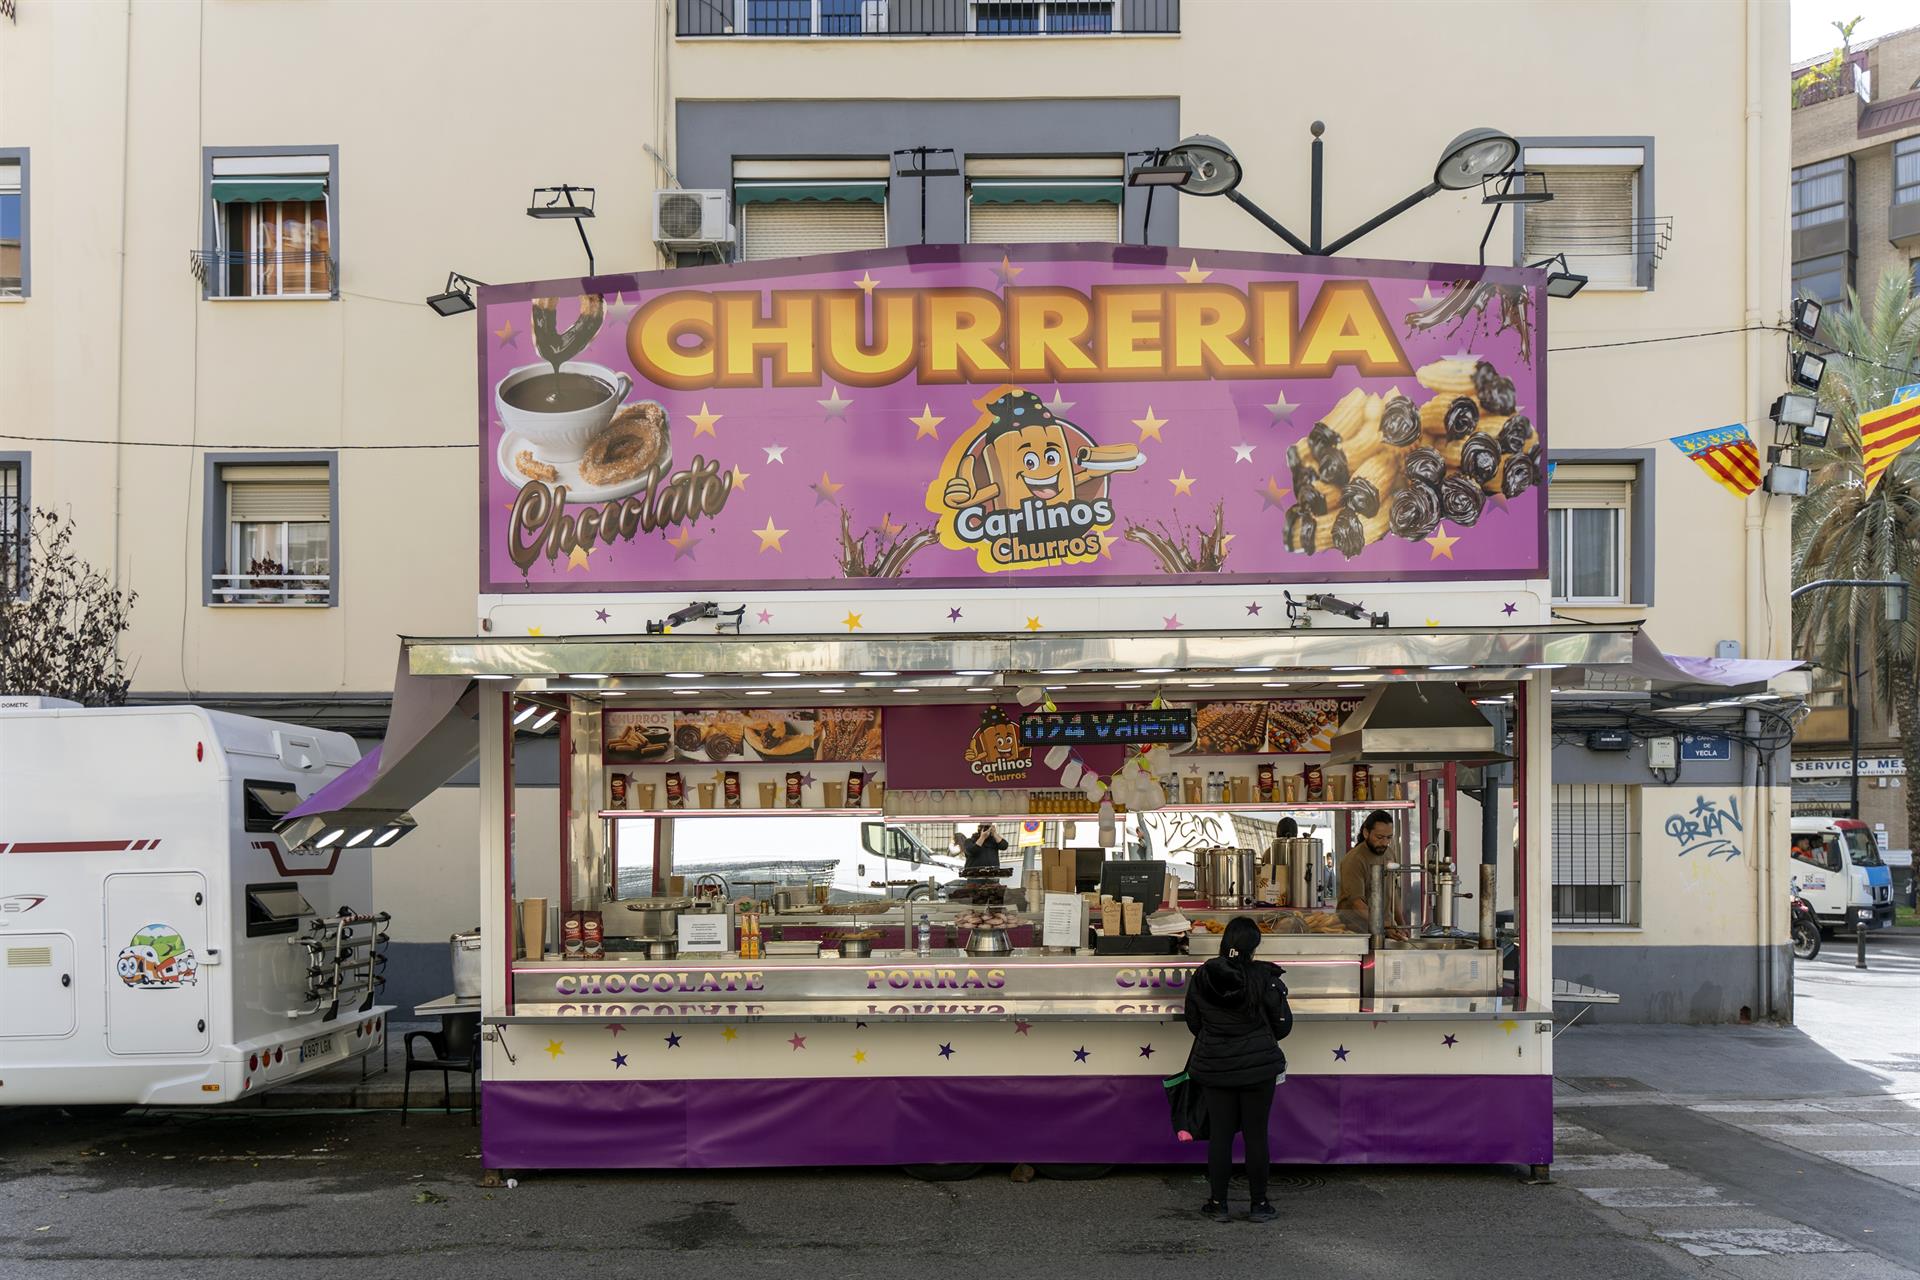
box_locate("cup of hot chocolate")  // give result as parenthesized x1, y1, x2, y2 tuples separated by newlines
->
(495, 361, 634, 463)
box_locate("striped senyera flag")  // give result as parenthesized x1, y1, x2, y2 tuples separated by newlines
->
(1670, 425, 1762, 497)
(1859, 397, 1920, 494)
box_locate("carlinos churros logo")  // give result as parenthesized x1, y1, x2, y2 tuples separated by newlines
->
(928, 386, 1143, 572)
(963, 706, 1032, 782)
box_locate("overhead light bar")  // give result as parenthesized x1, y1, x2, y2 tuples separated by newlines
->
(530, 710, 558, 732)
(512, 705, 538, 726)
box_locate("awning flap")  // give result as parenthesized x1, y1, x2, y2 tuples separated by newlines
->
(734, 182, 886, 205)
(282, 650, 477, 843)
(213, 178, 327, 204)
(970, 181, 1122, 206)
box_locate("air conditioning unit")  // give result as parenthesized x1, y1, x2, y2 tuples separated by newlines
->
(653, 189, 733, 250)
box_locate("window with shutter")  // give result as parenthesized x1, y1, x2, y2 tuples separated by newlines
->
(1552, 783, 1639, 925)
(967, 201, 1120, 243)
(1548, 465, 1633, 605)
(739, 201, 887, 261)
(1, 456, 24, 600)
(214, 462, 333, 606)
(964, 166, 1123, 244)
(1522, 162, 1641, 288)
(0, 152, 23, 298)
(207, 152, 335, 299)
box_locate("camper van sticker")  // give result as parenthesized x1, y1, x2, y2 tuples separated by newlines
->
(0, 893, 48, 917)
(116, 924, 199, 988)
(478, 247, 1548, 593)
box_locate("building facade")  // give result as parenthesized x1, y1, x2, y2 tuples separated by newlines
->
(1, 0, 1793, 1021)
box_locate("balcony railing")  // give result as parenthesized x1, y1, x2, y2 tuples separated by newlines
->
(678, 0, 1178, 37)
(211, 573, 333, 606)
(189, 249, 337, 299)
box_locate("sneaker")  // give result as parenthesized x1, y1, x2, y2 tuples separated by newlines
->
(1200, 1200, 1232, 1223)
(1247, 1202, 1277, 1224)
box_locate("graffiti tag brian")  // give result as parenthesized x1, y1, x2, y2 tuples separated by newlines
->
(1666, 795, 1743, 860)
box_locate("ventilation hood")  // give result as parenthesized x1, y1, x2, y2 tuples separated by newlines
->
(1327, 682, 1508, 765)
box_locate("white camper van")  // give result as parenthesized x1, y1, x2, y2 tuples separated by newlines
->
(0, 703, 393, 1107)
(616, 817, 965, 901)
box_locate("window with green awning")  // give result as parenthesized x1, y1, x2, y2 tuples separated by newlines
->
(211, 178, 329, 204)
(968, 181, 1122, 206)
(734, 182, 887, 206)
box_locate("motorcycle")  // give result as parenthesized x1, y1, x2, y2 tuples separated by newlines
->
(1791, 894, 1821, 960)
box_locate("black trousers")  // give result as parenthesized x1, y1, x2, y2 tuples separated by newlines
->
(1202, 1081, 1277, 1203)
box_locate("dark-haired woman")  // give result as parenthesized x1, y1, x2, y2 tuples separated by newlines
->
(1183, 915, 1293, 1223)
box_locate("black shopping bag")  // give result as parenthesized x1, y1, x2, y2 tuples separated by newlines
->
(1163, 1067, 1209, 1142)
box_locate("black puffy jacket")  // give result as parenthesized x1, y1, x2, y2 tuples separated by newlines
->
(1182, 957, 1292, 1088)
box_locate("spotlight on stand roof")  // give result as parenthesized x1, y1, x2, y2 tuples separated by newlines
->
(1126, 149, 1193, 188)
(426, 271, 486, 317)
(1789, 349, 1827, 392)
(1791, 296, 1823, 338)
(1530, 253, 1588, 298)
(526, 184, 597, 276)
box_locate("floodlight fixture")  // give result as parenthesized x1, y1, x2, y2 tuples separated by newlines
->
(1765, 463, 1810, 496)
(1770, 393, 1818, 429)
(1801, 409, 1834, 448)
(1127, 151, 1193, 187)
(1529, 253, 1587, 297)
(426, 271, 486, 317)
(891, 147, 958, 177)
(527, 185, 598, 275)
(1162, 134, 1243, 197)
(1791, 296, 1823, 338)
(1481, 171, 1554, 204)
(1790, 349, 1827, 391)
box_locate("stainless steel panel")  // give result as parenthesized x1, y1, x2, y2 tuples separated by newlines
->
(567, 699, 604, 906)
(1371, 949, 1501, 999)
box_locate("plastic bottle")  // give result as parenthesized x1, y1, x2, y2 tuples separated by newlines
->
(916, 914, 932, 957)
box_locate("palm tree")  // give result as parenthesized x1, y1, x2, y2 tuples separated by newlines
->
(1791, 268, 1920, 839)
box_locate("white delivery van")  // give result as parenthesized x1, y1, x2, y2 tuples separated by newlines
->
(616, 817, 964, 901)
(1790, 815, 1896, 933)
(0, 703, 394, 1107)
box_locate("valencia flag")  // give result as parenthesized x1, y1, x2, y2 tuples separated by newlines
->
(1859, 397, 1920, 494)
(1670, 425, 1762, 497)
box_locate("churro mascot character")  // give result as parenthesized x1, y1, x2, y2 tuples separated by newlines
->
(942, 388, 1142, 515)
(963, 706, 1030, 781)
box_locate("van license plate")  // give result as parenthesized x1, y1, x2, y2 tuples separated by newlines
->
(298, 1034, 334, 1063)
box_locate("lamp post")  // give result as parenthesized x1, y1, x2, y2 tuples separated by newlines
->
(1129, 124, 1522, 258)
(1790, 577, 1910, 818)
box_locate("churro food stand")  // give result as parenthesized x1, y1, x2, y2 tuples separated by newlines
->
(277, 243, 1624, 1175)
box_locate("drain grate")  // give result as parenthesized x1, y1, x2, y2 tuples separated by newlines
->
(1559, 1075, 1655, 1092)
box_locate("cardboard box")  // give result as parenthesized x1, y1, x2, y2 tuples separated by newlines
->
(666, 875, 687, 897)
(1123, 901, 1145, 936)
(1041, 848, 1075, 894)
(520, 896, 548, 959)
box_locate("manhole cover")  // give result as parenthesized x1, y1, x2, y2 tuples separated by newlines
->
(1559, 1076, 1655, 1092)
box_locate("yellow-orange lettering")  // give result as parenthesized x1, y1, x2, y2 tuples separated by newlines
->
(923, 290, 1009, 381)
(1296, 280, 1410, 375)
(1170, 285, 1254, 374)
(1008, 288, 1098, 379)
(718, 291, 817, 387)
(820, 292, 918, 386)
(629, 293, 716, 390)
(1096, 286, 1166, 374)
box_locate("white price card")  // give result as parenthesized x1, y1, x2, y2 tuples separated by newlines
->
(677, 914, 728, 954)
(1042, 892, 1085, 949)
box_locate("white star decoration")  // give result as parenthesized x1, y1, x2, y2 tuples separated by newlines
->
(763, 444, 787, 464)
(1409, 285, 1443, 308)
(1264, 394, 1300, 424)
(1231, 442, 1256, 463)
(1045, 387, 1077, 416)
(818, 386, 852, 418)
(602, 292, 637, 323)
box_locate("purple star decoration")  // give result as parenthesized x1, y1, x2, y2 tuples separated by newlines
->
(611, 1051, 628, 1068)
(948, 607, 964, 621)
(1501, 602, 1518, 617)
(1332, 1045, 1350, 1062)
(1072, 1046, 1091, 1062)
(1442, 1034, 1458, 1048)
(937, 1042, 955, 1059)
(664, 1032, 682, 1048)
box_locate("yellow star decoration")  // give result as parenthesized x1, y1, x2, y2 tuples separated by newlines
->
(688, 402, 723, 438)
(1133, 406, 1168, 442)
(1218, 532, 1236, 552)
(880, 512, 906, 537)
(1425, 617, 1440, 628)
(852, 1050, 868, 1064)
(722, 1027, 739, 1042)
(493, 318, 515, 343)
(910, 404, 945, 441)
(843, 611, 864, 631)
(753, 517, 789, 553)
(1169, 470, 1196, 497)
(854, 271, 879, 295)
(729, 464, 750, 491)
(1097, 532, 1118, 559)
(1425, 530, 1461, 560)
(667, 526, 699, 557)
(815, 470, 845, 501)
(1176, 258, 1213, 285)
(566, 545, 593, 572)
(1499, 1020, 1519, 1036)
(1263, 476, 1292, 508)
(544, 1039, 564, 1059)
(996, 254, 1024, 286)
(1025, 615, 1044, 632)
(527, 625, 543, 636)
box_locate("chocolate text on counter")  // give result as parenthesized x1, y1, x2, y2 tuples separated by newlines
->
(554, 970, 766, 995)
(1113, 967, 1193, 990)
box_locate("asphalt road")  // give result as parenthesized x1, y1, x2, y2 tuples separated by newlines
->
(1, 1109, 1689, 1280)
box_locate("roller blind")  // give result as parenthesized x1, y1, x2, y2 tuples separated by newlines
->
(1548, 478, 1631, 508)
(740, 201, 886, 261)
(968, 201, 1120, 244)
(224, 466, 330, 522)
(1523, 165, 1640, 287)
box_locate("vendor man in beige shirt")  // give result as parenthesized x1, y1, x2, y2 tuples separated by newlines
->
(1337, 810, 1403, 924)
